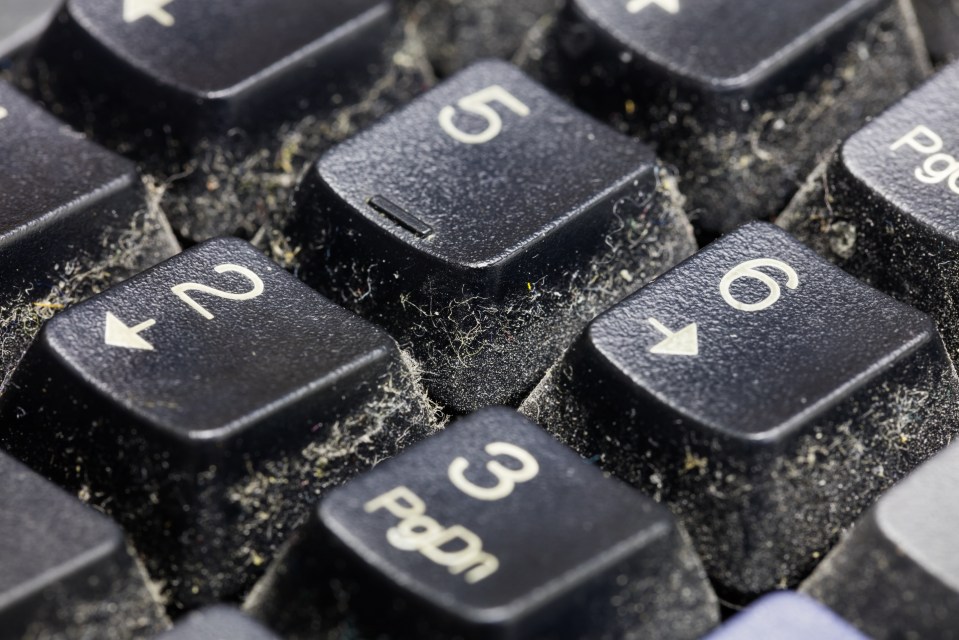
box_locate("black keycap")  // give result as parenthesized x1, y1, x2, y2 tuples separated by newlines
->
(0, 450, 167, 639)
(155, 607, 278, 640)
(780, 61, 959, 367)
(0, 0, 58, 58)
(246, 407, 719, 640)
(521, 222, 959, 600)
(292, 60, 695, 412)
(802, 442, 959, 638)
(912, 0, 959, 64)
(0, 79, 178, 381)
(25, 0, 426, 244)
(0, 237, 439, 611)
(31, 0, 397, 149)
(539, 0, 927, 233)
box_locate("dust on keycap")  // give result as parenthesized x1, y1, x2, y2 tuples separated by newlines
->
(0, 178, 177, 392)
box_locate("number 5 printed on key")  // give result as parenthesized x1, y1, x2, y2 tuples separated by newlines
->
(438, 86, 530, 145)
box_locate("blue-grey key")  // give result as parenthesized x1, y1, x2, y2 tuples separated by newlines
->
(705, 592, 867, 639)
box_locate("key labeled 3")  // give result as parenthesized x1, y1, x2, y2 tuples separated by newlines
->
(247, 408, 720, 640)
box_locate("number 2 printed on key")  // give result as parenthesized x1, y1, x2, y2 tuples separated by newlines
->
(172, 263, 265, 320)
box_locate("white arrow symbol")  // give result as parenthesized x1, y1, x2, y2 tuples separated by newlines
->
(123, 0, 175, 27)
(0, 107, 8, 121)
(104, 312, 157, 351)
(627, 0, 680, 14)
(648, 318, 698, 356)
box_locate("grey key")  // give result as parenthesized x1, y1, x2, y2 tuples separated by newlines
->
(803, 442, 959, 639)
(0, 0, 58, 58)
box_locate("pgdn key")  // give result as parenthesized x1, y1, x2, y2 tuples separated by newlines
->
(246, 408, 720, 640)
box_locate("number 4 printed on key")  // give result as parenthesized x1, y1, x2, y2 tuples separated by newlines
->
(627, 0, 680, 14)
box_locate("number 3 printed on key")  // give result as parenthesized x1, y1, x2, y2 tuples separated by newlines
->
(448, 442, 540, 501)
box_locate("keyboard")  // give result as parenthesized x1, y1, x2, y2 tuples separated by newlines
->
(2, 0, 959, 638)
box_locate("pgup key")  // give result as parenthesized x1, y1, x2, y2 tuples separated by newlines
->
(540, 0, 929, 232)
(246, 408, 720, 640)
(0, 237, 440, 612)
(522, 222, 959, 600)
(781, 61, 959, 370)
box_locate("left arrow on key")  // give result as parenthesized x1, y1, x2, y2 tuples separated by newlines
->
(123, 0, 175, 27)
(104, 312, 157, 351)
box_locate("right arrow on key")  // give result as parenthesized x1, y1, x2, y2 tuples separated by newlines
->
(647, 317, 698, 356)
(104, 312, 157, 351)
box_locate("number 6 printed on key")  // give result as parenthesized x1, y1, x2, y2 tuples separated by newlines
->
(720, 259, 799, 312)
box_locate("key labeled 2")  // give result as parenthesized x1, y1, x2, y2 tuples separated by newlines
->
(0, 237, 439, 611)
(246, 408, 720, 640)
